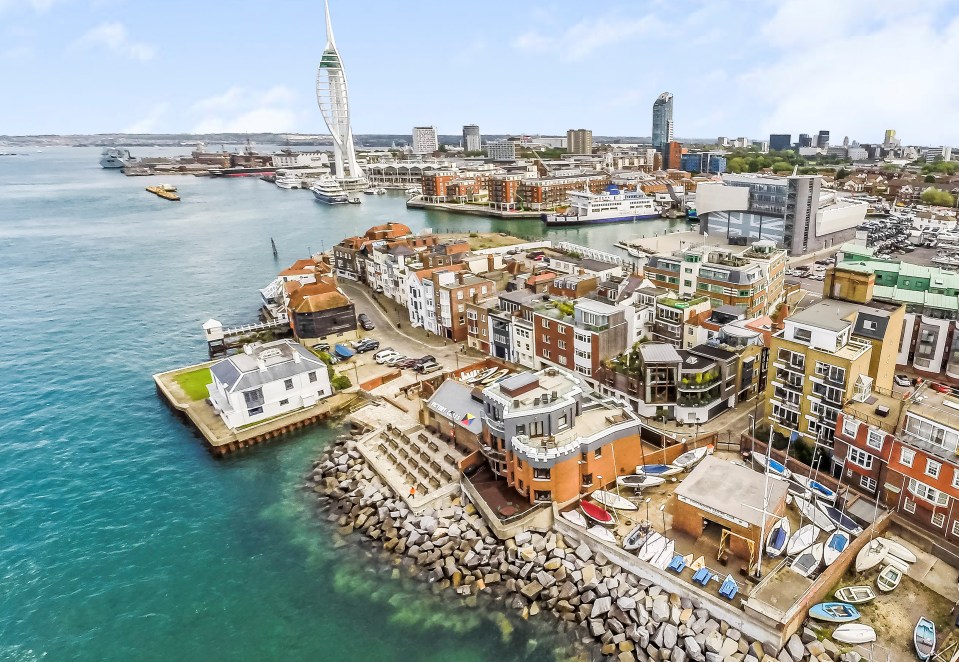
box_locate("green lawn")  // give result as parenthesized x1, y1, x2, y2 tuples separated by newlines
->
(174, 367, 213, 401)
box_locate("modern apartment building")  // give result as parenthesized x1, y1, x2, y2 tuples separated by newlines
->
(489, 173, 526, 211)
(412, 126, 439, 154)
(566, 129, 593, 155)
(816, 130, 830, 149)
(680, 152, 726, 175)
(518, 172, 610, 210)
(462, 124, 481, 152)
(420, 169, 457, 202)
(486, 141, 517, 160)
(652, 92, 674, 152)
(663, 141, 683, 171)
(765, 299, 903, 458)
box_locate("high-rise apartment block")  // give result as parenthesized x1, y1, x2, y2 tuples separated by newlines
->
(486, 140, 517, 160)
(412, 126, 439, 154)
(462, 124, 481, 152)
(652, 92, 674, 152)
(663, 141, 683, 170)
(566, 129, 593, 155)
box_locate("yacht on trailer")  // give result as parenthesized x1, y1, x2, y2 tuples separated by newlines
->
(542, 185, 663, 227)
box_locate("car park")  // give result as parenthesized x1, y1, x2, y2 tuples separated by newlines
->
(894, 374, 912, 387)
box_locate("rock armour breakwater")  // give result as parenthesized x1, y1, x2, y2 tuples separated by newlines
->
(306, 433, 852, 662)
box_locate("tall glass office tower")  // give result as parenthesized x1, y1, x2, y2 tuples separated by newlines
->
(652, 92, 674, 152)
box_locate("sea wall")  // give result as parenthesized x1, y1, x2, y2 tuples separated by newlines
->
(305, 433, 856, 662)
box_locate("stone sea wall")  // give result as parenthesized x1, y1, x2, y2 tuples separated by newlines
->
(306, 433, 861, 662)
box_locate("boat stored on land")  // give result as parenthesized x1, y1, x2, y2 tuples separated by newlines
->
(592, 490, 637, 511)
(879, 537, 917, 564)
(766, 518, 790, 557)
(580, 501, 614, 526)
(786, 524, 821, 556)
(823, 531, 851, 566)
(673, 446, 710, 470)
(652, 540, 675, 570)
(808, 602, 860, 623)
(587, 525, 616, 544)
(877, 563, 903, 592)
(146, 184, 180, 201)
(791, 474, 837, 504)
(638, 533, 666, 562)
(623, 523, 653, 551)
(914, 617, 936, 661)
(790, 542, 824, 577)
(832, 623, 876, 644)
(792, 496, 836, 532)
(636, 463, 682, 477)
(542, 186, 662, 227)
(560, 509, 587, 528)
(750, 451, 791, 479)
(834, 586, 876, 604)
(617, 474, 665, 490)
(855, 538, 888, 572)
(816, 503, 863, 536)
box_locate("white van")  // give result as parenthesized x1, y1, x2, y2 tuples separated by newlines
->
(374, 348, 398, 364)
(419, 362, 442, 374)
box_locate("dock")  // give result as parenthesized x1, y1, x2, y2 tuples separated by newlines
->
(405, 197, 542, 219)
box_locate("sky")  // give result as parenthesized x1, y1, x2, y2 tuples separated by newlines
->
(1, 0, 958, 145)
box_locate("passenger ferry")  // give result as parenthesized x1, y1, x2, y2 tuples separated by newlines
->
(541, 186, 662, 226)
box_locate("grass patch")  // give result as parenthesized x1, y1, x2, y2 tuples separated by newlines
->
(174, 367, 212, 401)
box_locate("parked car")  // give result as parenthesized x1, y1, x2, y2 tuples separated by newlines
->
(894, 374, 912, 387)
(413, 355, 436, 369)
(358, 313, 375, 331)
(374, 286, 384, 293)
(374, 349, 397, 363)
(312, 342, 330, 352)
(419, 362, 443, 374)
(932, 383, 951, 393)
(355, 339, 380, 353)
(385, 355, 407, 366)
(395, 359, 417, 369)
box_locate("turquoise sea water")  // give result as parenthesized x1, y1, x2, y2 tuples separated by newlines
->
(0, 148, 686, 661)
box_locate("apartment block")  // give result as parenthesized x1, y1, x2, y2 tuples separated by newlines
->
(518, 172, 610, 211)
(566, 129, 593, 155)
(426, 271, 496, 341)
(489, 173, 526, 211)
(486, 141, 517, 160)
(412, 126, 438, 154)
(530, 298, 629, 383)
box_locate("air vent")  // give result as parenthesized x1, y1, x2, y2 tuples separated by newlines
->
(875, 405, 890, 418)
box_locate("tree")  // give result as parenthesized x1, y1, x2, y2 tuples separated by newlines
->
(836, 167, 850, 180)
(727, 157, 747, 173)
(921, 187, 956, 207)
(925, 174, 936, 183)
(771, 161, 793, 173)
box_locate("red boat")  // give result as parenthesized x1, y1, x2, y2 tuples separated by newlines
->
(580, 500, 614, 525)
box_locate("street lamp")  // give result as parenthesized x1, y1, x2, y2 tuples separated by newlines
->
(659, 504, 666, 533)
(644, 497, 651, 522)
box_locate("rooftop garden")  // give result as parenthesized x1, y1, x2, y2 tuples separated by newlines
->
(659, 295, 708, 309)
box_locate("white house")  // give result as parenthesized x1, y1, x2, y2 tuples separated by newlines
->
(207, 339, 332, 429)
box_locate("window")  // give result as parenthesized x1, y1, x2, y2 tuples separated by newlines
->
(866, 429, 884, 451)
(558, 414, 568, 429)
(515, 424, 526, 436)
(542, 319, 550, 329)
(309, 371, 317, 383)
(243, 388, 264, 406)
(284, 378, 294, 391)
(279, 398, 289, 406)
(860, 475, 877, 492)
(904, 498, 916, 514)
(900, 448, 915, 467)
(543, 350, 551, 359)
(933, 512, 946, 528)
(559, 356, 567, 365)
(542, 334, 550, 344)
(926, 459, 942, 479)
(558, 340, 566, 350)
(534, 490, 551, 502)
(533, 467, 550, 480)
(247, 406, 263, 416)
(594, 447, 602, 459)
(529, 421, 544, 437)
(558, 326, 566, 335)
(847, 447, 874, 470)
(908, 478, 949, 506)
(841, 417, 859, 438)
(863, 320, 877, 331)
(794, 327, 812, 342)
(953, 469, 959, 490)
(582, 473, 593, 487)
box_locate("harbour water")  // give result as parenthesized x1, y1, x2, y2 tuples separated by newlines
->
(0, 148, 687, 660)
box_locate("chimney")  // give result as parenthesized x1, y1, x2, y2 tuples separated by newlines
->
(293, 351, 302, 363)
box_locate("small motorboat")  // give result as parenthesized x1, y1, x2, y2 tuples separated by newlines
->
(832, 623, 877, 644)
(808, 602, 860, 623)
(816, 503, 864, 536)
(560, 509, 587, 528)
(673, 446, 711, 470)
(786, 524, 822, 556)
(877, 563, 904, 592)
(834, 585, 876, 604)
(617, 474, 666, 491)
(638, 533, 666, 562)
(751, 451, 791, 479)
(855, 538, 888, 573)
(587, 525, 617, 543)
(580, 500, 614, 526)
(790, 542, 824, 577)
(591, 490, 638, 511)
(652, 540, 675, 570)
(823, 530, 851, 566)
(791, 474, 837, 504)
(793, 496, 836, 532)
(879, 537, 917, 564)
(623, 523, 652, 551)
(636, 463, 682, 477)
(766, 518, 791, 557)
(914, 617, 936, 661)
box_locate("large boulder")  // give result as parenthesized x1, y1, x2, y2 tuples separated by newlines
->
(786, 635, 804, 661)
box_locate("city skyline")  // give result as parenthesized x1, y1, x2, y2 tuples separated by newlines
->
(1, 0, 958, 144)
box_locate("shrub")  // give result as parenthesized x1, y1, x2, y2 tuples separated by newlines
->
(332, 374, 352, 390)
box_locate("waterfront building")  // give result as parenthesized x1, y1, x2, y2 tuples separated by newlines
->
(462, 124, 481, 152)
(481, 368, 642, 503)
(696, 173, 868, 256)
(652, 92, 674, 152)
(316, 0, 365, 186)
(769, 134, 791, 152)
(486, 140, 517, 160)
(517, 172, 610, 211)
(412, 126, 439, 155)
(271, 151, 330, 169)
(764, 298, 902, 458)
(680, 152, 726, 175)
(421, 169, 457, 202)
(207, 339, 332, 429)
(286, 278, 358, 343)
(566, 129, 593, 155)
(488, 173, 526, 211)
(364, 160, 457, 187)
(422, 379, 485, 454)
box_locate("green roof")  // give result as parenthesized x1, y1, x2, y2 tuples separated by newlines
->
(839, 242, 876, 259)
(872, 286, 959, 311)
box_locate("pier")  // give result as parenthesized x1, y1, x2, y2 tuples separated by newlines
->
(203, 317, 290, 358)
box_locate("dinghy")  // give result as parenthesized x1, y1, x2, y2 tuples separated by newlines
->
(791, 474, 837, 504)
(792, 495, 836, 532)
(834, 585, 876, 604)
(786, 524, 821, 556)
(673, 446, 710, 470)
(560, 509, 587, 528)
(879, 537, 917, 564)
(914, 617, 936, 661)
(751, 451, 792, 479)
(623, 524, 653, 551)
(790, 542, 824, 577)
(785, 480, 813, 502)
(854, 538, 888, 573)
(638, 533, 666, 562)
(592, 490, 638, 511)
(766, 518, 791, 557)
(876, 563, 903, 592)
(832, 623, 876, 644)
(823, 531, 851, 566)
(580, 501, 614, 526)
(587, 525, 616, 543)
(690, 556, 705, 571)
(652, 540, 675, 570)
(808, 602, 860, 623)
(635, 463, 682, 477)
(816, 502, 864, 536)
(617, 474, 665, 490)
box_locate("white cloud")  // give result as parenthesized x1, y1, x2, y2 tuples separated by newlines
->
(191, 86, 300, 133)
(123, 102, 168, 133)
(513, 14, 661, 62)
(73, 21, 154, 61)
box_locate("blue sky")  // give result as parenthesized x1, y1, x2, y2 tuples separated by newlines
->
(2, 0, 958, 145)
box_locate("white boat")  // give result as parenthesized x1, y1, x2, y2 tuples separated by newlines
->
(786, 524, 821, 556)
(99, 147, 135, 168)
(832, 623, 877, 645)
(876, 563, 903, 592)
(587, 525, 616, 543)
(673, 446, 711, 470)
(792, 495, 836, 532)
(560, 509, 587, 528)
(652, 540, 675, 570)
(617, 474, 665, 490)
(854, 538, 888, 573)
(311, 176, 350, 204)
(823, 531, 851, 566)
(363, 186, 386, 195)
(879, 537, 917, 564)
(834, 585, 876, 604)
(815, 502, 864, 536)
(791, 474, 837, 504)
(638, 533, 666, 562)
(750, 451, 791, 479)
(542, 186, 663, 227)
(623, 524, 653, 551)
(635, 463, 682, 477)
(591, 490, 638, 511)
(766, 517, 791, 557)
(274, 171, 302, 189)
(790, 542, 824, 577)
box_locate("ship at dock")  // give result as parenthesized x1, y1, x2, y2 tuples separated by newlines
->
(311, 176, 351, 204)
(541, 185, 663, 227)
(100, 147, 136, 169)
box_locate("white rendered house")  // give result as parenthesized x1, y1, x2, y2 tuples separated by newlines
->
(207, 339, 331, 429)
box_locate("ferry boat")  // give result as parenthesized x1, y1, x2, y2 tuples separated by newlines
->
(274, 171, 301, 189)
(311, 176, 350, 205)
(100, 147, 135, 169)
(541, 186, 662, 227)
(145, 184, 179, 201)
